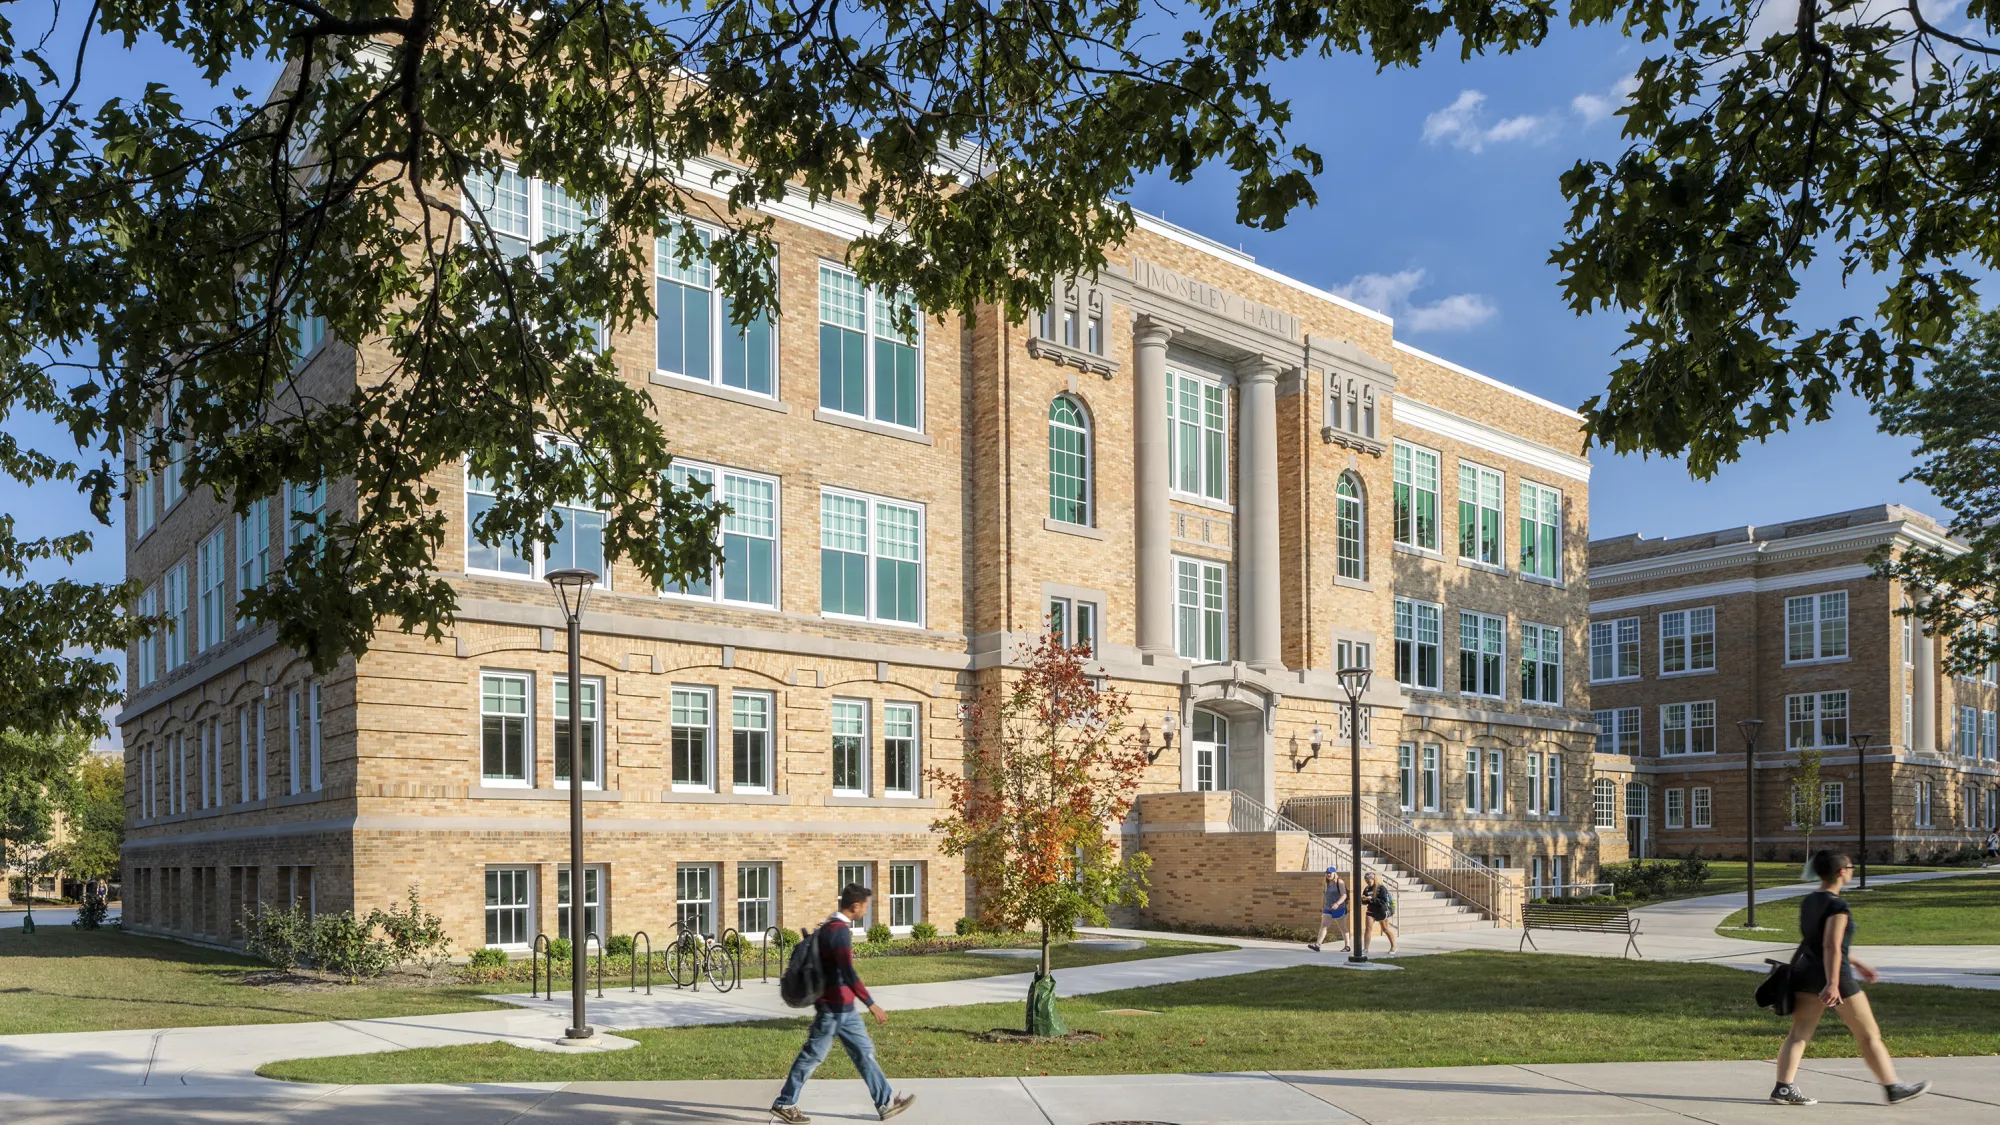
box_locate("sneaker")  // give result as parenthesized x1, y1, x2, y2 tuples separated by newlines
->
(1770, 1084, 1817, 1106)
(878, 1093, 916, 1120)
(1307, 943, 1321, 952)
(771, 1107, 811, 1124)
(1886, 1080, 1931, 1104)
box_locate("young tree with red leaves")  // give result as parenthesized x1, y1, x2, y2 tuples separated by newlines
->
(929, 633, 1152, 1036)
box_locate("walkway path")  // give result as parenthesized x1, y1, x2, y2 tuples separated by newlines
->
(5, 1056, 1998, 1123)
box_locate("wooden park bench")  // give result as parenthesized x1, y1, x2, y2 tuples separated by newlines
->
(1519, 902, 1642, 959)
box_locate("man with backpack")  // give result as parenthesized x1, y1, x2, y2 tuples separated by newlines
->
(772, 883, 916, 1123)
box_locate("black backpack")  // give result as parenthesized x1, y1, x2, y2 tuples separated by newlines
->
(778, 926, 825, 1008)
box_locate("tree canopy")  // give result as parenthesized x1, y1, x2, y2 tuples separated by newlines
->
(5, 0, 1996, 733)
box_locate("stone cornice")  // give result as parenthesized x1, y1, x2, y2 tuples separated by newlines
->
(1390, 398, 1592, 483)
(1589, 518, 1963, 588)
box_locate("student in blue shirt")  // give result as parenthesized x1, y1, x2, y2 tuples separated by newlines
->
(1306, 868, 1349, 953)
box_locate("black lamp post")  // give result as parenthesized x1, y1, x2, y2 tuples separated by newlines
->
(547, 566, 598, 1040)
(1337, 665, 1371, 964)
(1736, 717, 1765, 929)
(1850, 732, 1874, 888)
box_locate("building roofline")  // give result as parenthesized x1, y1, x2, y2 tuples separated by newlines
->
(1588, 504, 1963, 585)
(1391, 341, 1583, 421)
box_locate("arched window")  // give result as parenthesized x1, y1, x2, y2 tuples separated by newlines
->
(1048, 395, 1091, 525)
(1192, 708, 1229, 791)
(1592, 778, 1618, 828)
(1336, 473, 1365, 580)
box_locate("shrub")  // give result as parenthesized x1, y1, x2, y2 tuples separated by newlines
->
(546, 937, 573, 961)
(722, 931, 750, 954)
(866, 923, 892, 945)
(1602, 860, 1674, 901)
(910, 921, 939, 941)
(370, 886, 451, 971)
(468, 947, 509, 969)
(311, 911, 395, 981)
(774, 927, 801, 954)
(245, 906, 315, 970)
(72, 896, 109, 930)
(1671, 852, 1711, 894)
(955, 916, 979, 937)
(605, 934, 635, 958)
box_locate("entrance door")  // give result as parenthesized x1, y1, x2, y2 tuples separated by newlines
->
(1192, 709, 1228, 792)
(1625, 782, 1649, 859)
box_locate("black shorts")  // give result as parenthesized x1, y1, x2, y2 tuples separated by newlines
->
(1365, 907, 1387, 921)
(1793, 960, 1864, 1000)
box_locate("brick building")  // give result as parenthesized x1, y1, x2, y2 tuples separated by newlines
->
(1588, 505, 1999, 864)
(119, 172, 1619, 953)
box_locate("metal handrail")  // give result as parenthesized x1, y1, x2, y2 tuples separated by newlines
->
(1226, 791, 1404, 891)
(1282, 794, 1516, 925)
(630, 930, 652, 994)
(530, 933, 552, 999)
(1532, 882, 1613, 899)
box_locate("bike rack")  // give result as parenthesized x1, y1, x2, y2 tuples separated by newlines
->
(587, 932, 604, 999)
(630, 930, 652, 994)
(530, 933, 553, 1000)
(716, 927, 742, 992)
(761, 926, 782, 982)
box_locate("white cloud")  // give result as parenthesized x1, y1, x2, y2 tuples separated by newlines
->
(1332, 269, 1497, 333)
(1572, 75, 1640, 125)
(1422, 89, 1555, 153)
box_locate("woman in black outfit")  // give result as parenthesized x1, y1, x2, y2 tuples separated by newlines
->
(1771, 850, 1929, 1107)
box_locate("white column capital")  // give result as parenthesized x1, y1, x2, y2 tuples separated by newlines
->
(1134, 314, 1181, 348)
(1235, 355, 1283, 385)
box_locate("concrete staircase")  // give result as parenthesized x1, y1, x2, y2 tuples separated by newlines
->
(1350, 845, 1493, 933)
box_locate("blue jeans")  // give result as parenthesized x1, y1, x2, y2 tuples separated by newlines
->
(773, 1004, 895, 1109)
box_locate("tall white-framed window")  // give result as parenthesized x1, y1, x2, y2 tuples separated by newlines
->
(198, 528, 226, 651)
(198, 720, 212, 809)
(1985, 710, 1998, 761)
(1664, 788, 1686, 829)
(731, 691, 773, 794)
(1486, 750, 1504, 814)
(1589, 617, 1640, 683)
(1785, 690, 1849, 749)
(1335, 472, 1366, 580)
(134, 463, 156, 536)
(818, 263, 921, 429)
(254, 698, 268, 801)
(1545, 752, 1563, 815)
(1959, 704, 1979, 757)
(1916, 780, 1934, 827)
(1592, 777, 1618, 828)
(1048, 395, 1092, 526)
(1167, 369, 1228, 503)
(235, 498, 271, 626)
(464, 166, 604, 341)
(1785, 591, 1849, 662)
(1660, 701, 1716, 755)
(1394, 597, 1443, 691)
(1526, 752, 1542, 814)
(1902, 606, 1914, 667)
(237, 705, 251, 805)
(1457, 462, 1503, 566)
(1822, 782, 1845, 827)
(1458, 611, 1505, 699)
(887, 862, 921, 929)
(162, 378, 186, 510)
(308, 681, 322, 791)
(655, 220, 775, 395)
(484, 867, 534, 949)
(1420, 744, 1440, 812)
(670, 687, 714, 792)
(464, 450, 605, 584)
(1392, 441, 1440, 552)
(675, 864, 717, 937)
(884, 702, 920, 797)
(553, 677, 603, 789)
(1173, 557, 1228, 663)
(480, 672, 532, 785)
(134, 585, 159, 689)
(664, 461, 779, 608)
(1520, 623, 1562, 705)
(1691, 786, 1712, 828)
(285, 479, 326, 552)
(1192, 708, 1229, 792)
(836, 862, 874, 927)
(1903, 692, 1915, 748)
(1397, 743, 1415, 811)
(831, 698, 868, 795)
(1659, 606, 1716, 674)
(1335, 639, 1372, 673)
(1464, 748, 1483, 813)
(1048, 595, 1099, 655)
(820, 488, 924, 626)
(163, 563, 189, 671)
(557, 864, 607, 942)
(738, 863, 776, 934)
(287, 687, 302, 794)
(1518, 481, 1563, 581)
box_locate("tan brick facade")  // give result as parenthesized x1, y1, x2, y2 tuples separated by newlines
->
(120, 200, 1617, 953)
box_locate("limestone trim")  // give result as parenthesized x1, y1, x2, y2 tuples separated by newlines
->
(1025, 335, 1118, 379)
(1132, 314, 1178, 657)
(1589, 519, 1961, 585)
(124, 814, 949, 848)
(649, 371, 793, 413)
(1587, 563, 1877, 615)
(1392, 397, 1591, 483)
(1402, 700, 1598, 736)
(812, 408, 934, 445)
(1042, 517, 1107, 541)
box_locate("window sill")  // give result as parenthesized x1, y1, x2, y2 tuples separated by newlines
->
(1027, 336, 1118, 378)
(824, 794, 937, 809)
(1332, 575, 1373, 592)
(1322, 428, 1385, 457)
(1589, 676, 1641, 686)
(1456, 557, 1508, 577)
(814, 409, 932, 445)
(1170, 493, 1234, 515)
(1783, 656, 1851, 668)
(1043, 518, 1106, 541)
(658, 790, 789, 805)
(1658, 668, 1717, 679)
(1520, 573, 1566, 590)
(650, 370, 790, 412)
(471, 786, 625, 801)
(820, 612, 926, 631)
(1393, 543, 1445, 562)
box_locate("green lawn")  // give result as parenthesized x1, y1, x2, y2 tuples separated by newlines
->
(256, 952, 2000, 1085)
(1716, 871, 2000, 944)
(0, 927, 509, 1036)
(1643, 861, 1956, 905)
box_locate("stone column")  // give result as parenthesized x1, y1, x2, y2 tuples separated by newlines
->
(1236, 357, 1283, 673)
(1133, 316, 1176, 658)
(1915, 606, 1937, 752)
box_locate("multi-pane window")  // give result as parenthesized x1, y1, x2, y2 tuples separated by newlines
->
(1047, 596, 1099, 655)
(664, 462, 778, 607)
(1785, 690, 1850, 749)
(1328, 375, 1378, 439)
(553, 678, 601, 788)
(465, 447, 605, 584)
(1394, 597, 1443, 691)
(1822, 782, 1845, 826)
(464, 167, 603, 340)
(655, 221, 775, 395)
(831, 699, 868, 795)
(1464, 748, 1482, 813)
(464, 469, 531, 578)
(1457, 463, 1503, 566)
(1545, 752, 1563, 815)
(671, 688, 713, 791)
(287, 687, 302, 795)
(675, 864, 715, 938)
(1984, 710, 1997, 761)
(887, 862, 920, 928)
(1335, 639, 1372, 673)
(1459, 611, 1505, 698)
(884, 702, 919, 797)
(738, 863, 775, 934)
(557, 866, 604, 942)
(197, 529, 227, 651)
(732, 691, 773, 793)
(135, 462, 156, 535)
(1048, 396, 1092, 525)
(1036, 284, 1104, 354)
(1589, 617, 1640, 682)
(1421, 744, 1440, 811)
(819, 264, 920, 429)
(1167, 371, 1228, 502)
(1486, 750, 1504, 814)
(1392, 442, 1440, 551)
(1904, 691, 1915, 749)
(308, 682, 323, 792)
(235, 499, 270, 625)
(1660, 701, 1710, 755)
(285, 478, 326, 553)
(836, 862, 873, 926)
(1659, 607, 1716, 674)
(1665, 788, 1685, 829)
(1527, 752, 1542, 814)
(237, 705, 251, 805)
(820, 489, 924, 625)
(1958, 705, 1978, 757)
(1593, 778, 1618, 828)
(1335, 473, 1365, 580)
(1916, 780, 1933, 827)
(1692, 786, 1712, 828)
(1785, 591, 1849, 662)
(1192, 709, 1228, 792)
(1624, 780, 1647, 825)
(135, 586, 159, 689)
(1520, 623, 1562, 705)
(481, 673, 531, 783)
(485, 868, 533, 948)
(1518, 481, 1562, 581)
(1174, 557, 1227, 663)
(1398, 744, 1415, 811)
(163, 379, 185, 509)
(164, 563, 189, 671)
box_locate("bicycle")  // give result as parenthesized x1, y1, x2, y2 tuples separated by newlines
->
(667, 925, 741, 992)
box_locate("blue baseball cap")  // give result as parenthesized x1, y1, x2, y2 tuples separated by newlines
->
(1324, 866, 1339, 874)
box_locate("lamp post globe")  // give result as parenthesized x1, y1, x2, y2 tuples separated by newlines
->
(546, 567, 599, 1039)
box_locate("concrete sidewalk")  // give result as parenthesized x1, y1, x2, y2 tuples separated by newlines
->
(4, 1056, 1997, 1123)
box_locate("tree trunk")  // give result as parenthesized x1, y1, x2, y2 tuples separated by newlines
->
(1025, 918, 1065, 1036)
